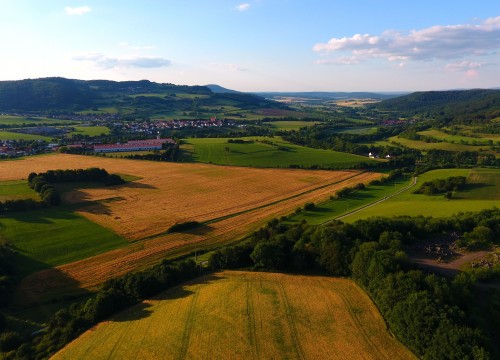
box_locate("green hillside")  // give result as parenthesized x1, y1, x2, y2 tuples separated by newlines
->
(375, 89, 500, 124)
(180, 137, 377, 168)
(0, 78, 284, 117)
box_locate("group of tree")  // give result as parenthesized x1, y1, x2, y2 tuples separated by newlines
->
(0, 168, 125, 214)
(414, 176, 467, 195)
(208, 208, 500, 359)
(122, 145, 179, 162)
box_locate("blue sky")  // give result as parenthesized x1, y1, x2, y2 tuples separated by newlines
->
(0, 1, 499, 91)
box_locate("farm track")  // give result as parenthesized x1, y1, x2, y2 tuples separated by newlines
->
(9, 156, 380, 305)
(333, 177, 417, 221)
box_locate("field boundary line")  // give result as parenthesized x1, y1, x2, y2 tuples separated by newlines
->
(332, 176, 417, 222)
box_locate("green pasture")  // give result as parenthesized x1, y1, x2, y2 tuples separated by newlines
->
(285, 177, 412, 225)
(418, 129, 498, 145)
(334, 127, 378, 135)
(0, 206, 127, 275)
(68, 126, 110, 137)
(0, 116, 77, 126)
(267, 121, 318, 131)
(180, 137, 378, 168)
(0, 131, 52, 141)
(388, 136, 490, 152)
(340, 168, 500, 222)
(0, 180, 38, 201)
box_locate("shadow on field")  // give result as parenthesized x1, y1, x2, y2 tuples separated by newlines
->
(1, 206, 82, 224)
(180, 224, 214, 235)
(13, 261, 92, 309)
(455, 182, 493, 199)
(112, 302, 154, 322)
(119, 182, 157, 190)
(346, 192, 376, 200)
(111, 276, 226, 323)
(75, 199, 113, 216)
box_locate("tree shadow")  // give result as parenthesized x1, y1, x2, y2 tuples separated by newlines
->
(454, 182, 493, 199)
(118, 182, 157, 190)
(112, 273, 225, 323)
(1, 206, 84, 224)
(10, 255, 92, 310)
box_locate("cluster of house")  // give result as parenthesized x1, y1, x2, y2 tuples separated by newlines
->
(93, 138, 176, 153)
(380, 118, 417, 126)
(115, 118, 239, 135)
(0, 139, 47, 157)
(368, 152, 391, 159)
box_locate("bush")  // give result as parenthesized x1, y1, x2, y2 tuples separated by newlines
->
(303, 202, 315, 211)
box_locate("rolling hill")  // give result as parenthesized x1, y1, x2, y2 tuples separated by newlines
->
(374, 89, 500, 124)
(0, 77, 283, 116)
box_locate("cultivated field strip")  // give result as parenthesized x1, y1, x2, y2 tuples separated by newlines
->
(15, 171, 379, 304)
(52, 272, 416, 360)
(0, 154, 365, 240)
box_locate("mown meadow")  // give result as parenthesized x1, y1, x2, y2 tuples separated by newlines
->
(180, 137, 378, 168)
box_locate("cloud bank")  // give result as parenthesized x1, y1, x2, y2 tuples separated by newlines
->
(73, 53, 171, 69)
(314, 16, 500, 65)
(64, 6, 91, 16)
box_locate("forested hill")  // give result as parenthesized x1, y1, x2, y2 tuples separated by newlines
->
(375, 89, 500, 124)
(0, 77, 280, 114)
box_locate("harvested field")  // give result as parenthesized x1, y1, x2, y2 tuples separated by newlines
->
(5, 155, 380, 303)
(0, 154, 375, 241)
(52, 271, 415, 360)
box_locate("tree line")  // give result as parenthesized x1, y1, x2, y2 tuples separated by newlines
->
(208, 208, 500, 359)
(414, 176, 467, 195)
(0, 257, 200, 359)
(0, 168, 124, 214)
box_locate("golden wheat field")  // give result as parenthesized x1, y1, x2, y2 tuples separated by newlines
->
(3, 154, 381, 303)
(52, 271, 415, 360)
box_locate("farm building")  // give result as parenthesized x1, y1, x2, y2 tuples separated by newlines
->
(94, 138, 175, 153)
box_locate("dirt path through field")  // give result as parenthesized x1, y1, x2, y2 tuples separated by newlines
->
(334, 176, 417, 221)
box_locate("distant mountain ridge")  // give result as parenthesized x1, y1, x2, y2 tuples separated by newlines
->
(375, 89, 500, 123)
(254, 91, 404, 100)
(0, 77, 279, 114)
(205, 84, 240, 94)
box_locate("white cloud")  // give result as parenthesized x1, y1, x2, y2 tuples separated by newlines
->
(236, 3, 250, 12)
(444, 60, 485, 72)
(316, 56, 360, 65)
(209, 62, 247, 72)
(73, 53, 171, 69)
(64, 6, 91, 16)
(314, 16, 500, 65)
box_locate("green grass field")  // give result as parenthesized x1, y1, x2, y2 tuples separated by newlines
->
(0, 206, 127, 274)
(334, 127, 378, 135)
(69, 126, 110, 137)
(418, 129, 498, 145)
(0, 130, 53, 141)
(180, 137, 378, 168)
(267, 121, 318, 131)
(0, 115, 78, 126)
(52, 271, 415, 360)
(388, 136, 490, 152)
(285, 177, 412, 225)
(341, 168, 500, 222)
(0, 180, 39, 201)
